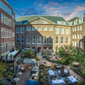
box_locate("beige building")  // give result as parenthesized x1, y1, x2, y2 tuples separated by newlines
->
(15, 14, 85, 52)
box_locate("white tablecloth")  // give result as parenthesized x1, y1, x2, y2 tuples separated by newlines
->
(58, 70, 68, 75)
(68, 76, 78, 84)
(52, 79, 65, 85)
(48, 70, 55, 77)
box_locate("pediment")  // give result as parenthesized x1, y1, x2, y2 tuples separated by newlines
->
(30, 17, 55, 24)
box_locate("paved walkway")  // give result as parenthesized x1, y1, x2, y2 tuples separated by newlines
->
(37, 53, 85, 82)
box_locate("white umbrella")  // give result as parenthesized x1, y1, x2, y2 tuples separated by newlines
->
(17, 72, 23, 75)
(14, 77, 20, 82)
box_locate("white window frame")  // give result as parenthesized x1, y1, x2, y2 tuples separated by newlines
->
(75, 27, 76, 31)
(80, 42, 82, 48)
(21, 36, 24, 44)
(26, 36, 31, 44)
(32, 36, 36, 44)
(55, 36, 59, 44)
(43, 36, 47, 44)
(43, 26, 47, 31)
(80, 25, 82, 31)
(55, 27, 59, 34)
(37, 36, 42, 44)
(66, 36, 69, 44)
(77, 34, 79, 39)
(27, 26, 31, 31)
(61, 28, 64, 34)
(38, 26, 42, 31)
(61, 37, 64, 44)
(77, 26, 79, 31)
(66, 28, 69, 34)
(32, 26, 36, 31)
(21, 27, 24, 34)
(16, 27, 19, 34)
(49, 27, 53, 31)
(80, 34, 82, 39)
(49, 36, 52, 45)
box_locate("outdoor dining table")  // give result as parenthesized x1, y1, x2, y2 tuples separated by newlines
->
(58, 70, 68, 75)
(20, 67, 25, 70)
(51, 79, 66, 85)
(17, 72, 23, 77)
(14, 77, 20, 83)
(67, 76, 78, 84)
(48, 70, 55, 77)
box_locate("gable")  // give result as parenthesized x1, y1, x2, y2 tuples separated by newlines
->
(30, 17, 55, 24)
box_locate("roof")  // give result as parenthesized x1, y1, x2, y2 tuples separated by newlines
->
(15, 15, 67, 25)
(68, 17, 79, 22)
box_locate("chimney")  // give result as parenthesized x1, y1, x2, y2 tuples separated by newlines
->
(84, 12, 85, 22)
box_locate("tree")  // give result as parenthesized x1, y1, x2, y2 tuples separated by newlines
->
(0, 61, 9, 79)
(28, 48, 32, 58)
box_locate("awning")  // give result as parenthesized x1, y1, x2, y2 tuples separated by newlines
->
(25, 79, 38, 85)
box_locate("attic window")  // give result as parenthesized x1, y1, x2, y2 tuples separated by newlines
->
(32, 21, 37, 24)
(38, 19, 42, 23)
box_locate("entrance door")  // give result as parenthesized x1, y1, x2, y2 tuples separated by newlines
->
(38, 47, 41, 52)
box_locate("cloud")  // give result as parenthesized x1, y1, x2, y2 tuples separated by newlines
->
(13, 7, 46, 18)
(65, 6, 85, 20)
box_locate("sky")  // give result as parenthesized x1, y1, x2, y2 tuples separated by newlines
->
(6, 0, 85, 21)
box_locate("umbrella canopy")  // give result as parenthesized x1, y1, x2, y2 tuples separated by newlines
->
(26, 79, 38, 85)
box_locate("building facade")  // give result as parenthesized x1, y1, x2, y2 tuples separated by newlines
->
(15, 14, 85, 52)
(0, 0, 15, 56)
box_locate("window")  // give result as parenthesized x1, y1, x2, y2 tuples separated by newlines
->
(55, 36, 59, 44)
(55, 27, 59, 34)
(49, 27, 53, 31)
(16, 27, 19, 34)
(49, 36, 52, 44)
(37, 36, 42, 44)
(75, 34, 76, 39)
(21, 36, 24, 44)
(32, 47, 35, 51)
(27, 26, 31, 31)
(80, 42, 82, 48)
(55, 46, 58, 50)
(80, 25, 82, 30)
(73, 28, 74, 32)
(1, 27, 3, 38)
(77, 34, 79, 39)
(27, 36, 31, 44)
(61, 37, 64, 44)
(73, 35, 74, 39)
(21, 27, 24, 33)
(66, 28, 69, 34)
(38, 19, 42, 23)
(75, 41, 76, 47)
(32, 26, 36, 31)
(66, 36, 69, 44)
(65, 46, 69, 50)
(38, 26, 41, 31)
(75, 27, 76, 31)
(13, 23, 15, 28)
(43, 36, 47, 44)
(12, 32, 15, 37)
(32, 36, 36, 44)
(61, 28, 64, 34)
(43, 26, 47, 31)
(72, 41, 74, 46)
(4, 43, 6, 54)
(43, 47, 47, 51)
(77, 42, 79, 48)
(0, 1, 12, 15)
(1, 13, 3, 23)
(80, 34, 82, 39)
(16, 36, 19, 44)
(77, 26, 79, 31)
(1, 43, 3, 55)
(49, 47, 52, 51)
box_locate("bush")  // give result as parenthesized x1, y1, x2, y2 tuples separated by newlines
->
(58, 47, 65, 53)
(36, 57, 39, 61)
(41, 50, 44, 55)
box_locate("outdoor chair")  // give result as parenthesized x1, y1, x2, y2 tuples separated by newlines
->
(64, 73, 69, 77)
(74, 76, 77, 79)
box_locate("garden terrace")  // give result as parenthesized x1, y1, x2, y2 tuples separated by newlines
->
(0, 50, 22, 62)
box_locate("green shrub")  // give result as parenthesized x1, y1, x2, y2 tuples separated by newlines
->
(41, 50, 44, 55)
(36, 57, 39, 61)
